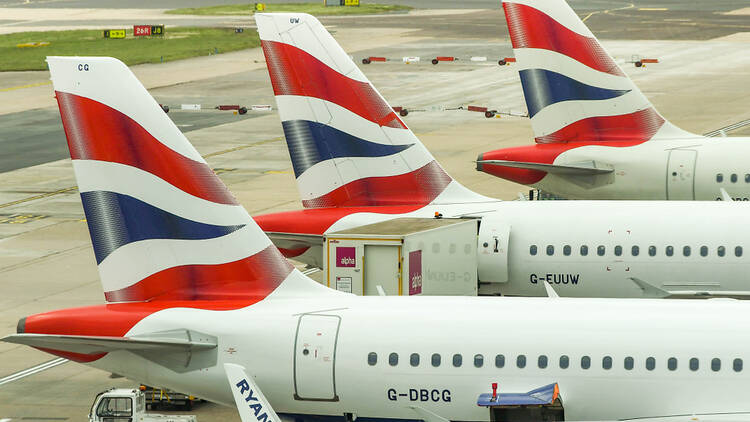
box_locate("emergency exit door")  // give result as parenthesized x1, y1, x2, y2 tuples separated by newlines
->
(364, 245, 400, 295)
(667, 149, 697, 200)
(294, 314, 340, 401)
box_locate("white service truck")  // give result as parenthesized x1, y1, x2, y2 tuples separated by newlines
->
(89, 388, 197, 422)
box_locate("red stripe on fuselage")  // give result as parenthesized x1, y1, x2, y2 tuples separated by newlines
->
(535, 108, 664, 144)
(503, 2, 624, 77)
(104, 245, 294, 303)
(22, 299, 266, 363)
(56, 92, 238, 205)
(301, 160, 452, 208)
(261, 40, 406, 129)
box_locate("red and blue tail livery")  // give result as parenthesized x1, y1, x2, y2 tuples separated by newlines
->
(49, 56, 295, 304)
(477, 0, 696, 187)
(256, 13, 481, 208)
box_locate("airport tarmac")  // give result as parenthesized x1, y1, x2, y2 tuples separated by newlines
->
(1, 2, 750, 421)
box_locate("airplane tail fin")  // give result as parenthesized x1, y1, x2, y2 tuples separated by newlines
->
(256, 13, 484, 207)
(48, 56, 318, 304)
(503, 0, 694, 143)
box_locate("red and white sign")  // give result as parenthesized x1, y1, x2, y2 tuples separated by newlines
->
(133, 25, 151, 36)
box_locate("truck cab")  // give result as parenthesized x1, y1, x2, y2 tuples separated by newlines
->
(89, 389, 197, 422)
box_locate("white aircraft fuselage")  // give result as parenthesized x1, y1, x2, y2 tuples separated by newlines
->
(532, 137, 750, 200)
(83, 284, 750, 421)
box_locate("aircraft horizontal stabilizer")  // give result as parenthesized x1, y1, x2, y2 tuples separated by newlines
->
(477, 159, 613, 176)
(3, 329, 217, 373)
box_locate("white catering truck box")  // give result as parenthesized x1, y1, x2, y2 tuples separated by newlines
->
(324, 218, 478, 296)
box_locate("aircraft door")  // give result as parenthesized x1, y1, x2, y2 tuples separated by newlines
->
(478, 215, 511, 283)
(667, 149, 697, 200)
(294, 314, 341, 401)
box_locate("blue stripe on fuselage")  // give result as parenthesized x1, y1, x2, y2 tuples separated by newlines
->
(281, 120, 413, 178)
(81, 191, 245, 264)
(519, 69, 631, 117)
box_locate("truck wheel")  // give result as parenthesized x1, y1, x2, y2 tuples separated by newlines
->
(498, 59, 506, 66)
(635, 61, 642, 67)
(362, 58, 371, 65)
(431, 58, 439, 65)
(399, 109, 409, 117)
(485, 111, 496, 118)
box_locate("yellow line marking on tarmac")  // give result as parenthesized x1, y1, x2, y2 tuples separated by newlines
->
(0, 137, 286, 209)
(639, 7, 668, 11)
(0, 80, 51, 92)
(582, 11, 597, 22)
(0, 186, 78, 209)
(264, 170, 289, 174)
(581, 3, 635, 21)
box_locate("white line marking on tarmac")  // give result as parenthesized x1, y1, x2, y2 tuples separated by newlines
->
(302, 268, 321, 276)
(0, 357, 68, 387)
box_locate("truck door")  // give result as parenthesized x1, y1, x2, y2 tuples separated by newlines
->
(294, 314, 341, 401)
(478, 215, 511, 283)
(364, 245, 400, 295)
(667, 149, 697, 200)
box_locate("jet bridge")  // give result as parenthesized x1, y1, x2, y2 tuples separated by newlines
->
(477, 383, 564, 422)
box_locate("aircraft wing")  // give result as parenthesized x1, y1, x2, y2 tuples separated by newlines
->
(629, 278, 750, 299)
(619, 415, 750, 421)
(476, 159, 613, 176)
(2, 329, 217, 373)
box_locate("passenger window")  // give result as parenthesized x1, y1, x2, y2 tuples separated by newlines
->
(452, 354, 462, 367)
(410, 353, 420, 367)
(546, 245, 554, 256)
(614, 246, 622, 256)
(431, 353, 441, 367)
(746, 174, 750, 183)
(716, 173, 723, 183)
(711, 358, 721, 372)
(736, 246, 743, 257)
(474, 354, 484, 368)
(368, 352, 377, 366)
(666, 246, 674, 257)
(683, 246, 691, 257)
(731, 173, 738, 183)
(646, 357, 655, 371)
(734, 358, 743, 372)
(648, 246, 656, 257)
(624, 356, 634, 370)
(580, 245, 589, 256)
(581, 356, 591, 369)
(689, 358, 699, 371)
(597, 245, 605, 256)
(718, 246, 726, 257)
(563, 245, 571, 256)
(602, 356, 612, 370)
(495, 354, 505, 368)
(530, 245, 537, 256)
(631, 245, 639, 256)
(517, 355, 526, 368)
(700, 246, 708, 257)
(389, 353, 399, 366)
(668, 357, 677, 371)
(538, 355, 548, 369)
(559, 355, 569, 369)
